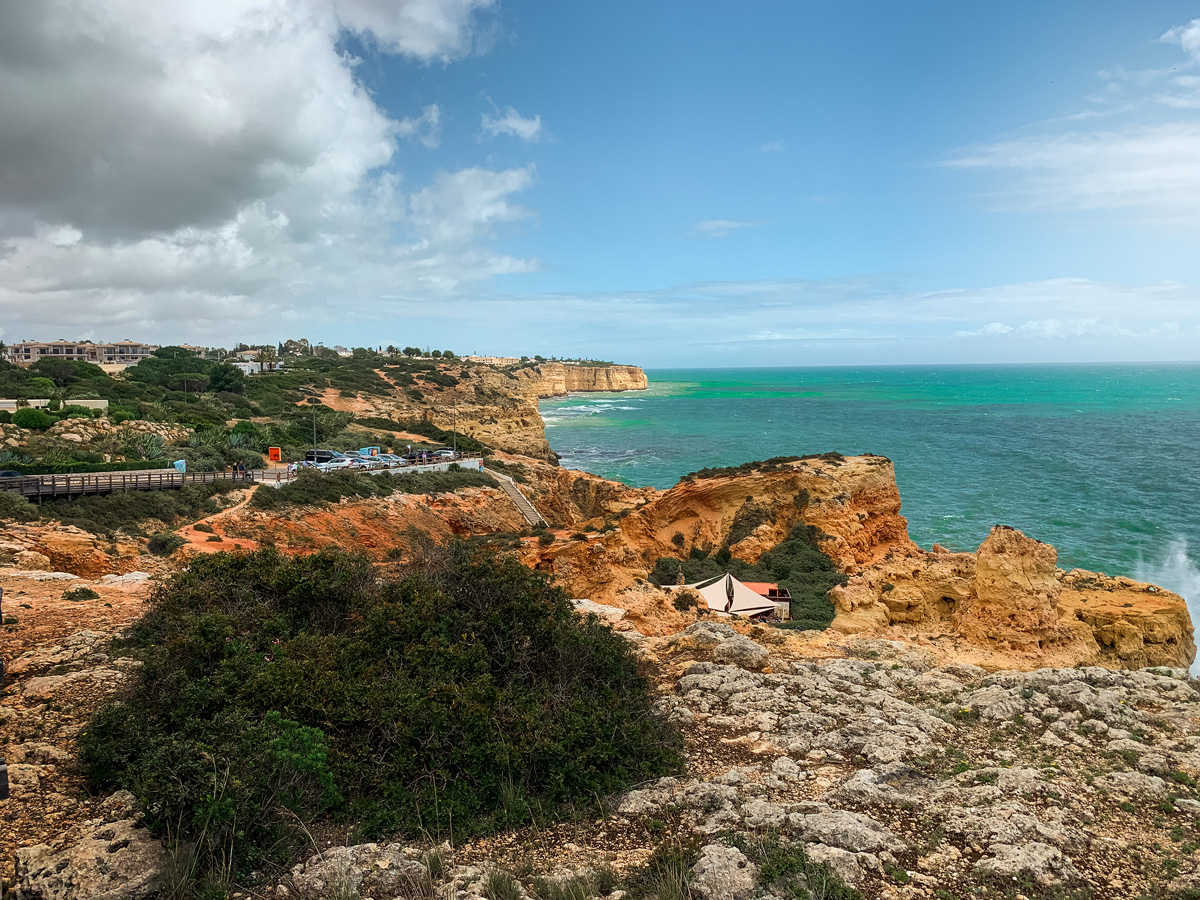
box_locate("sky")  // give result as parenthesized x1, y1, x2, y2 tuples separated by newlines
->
(2, 1, 1200, 366)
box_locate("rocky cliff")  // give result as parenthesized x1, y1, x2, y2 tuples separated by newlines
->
(507, 454, 1195, 672)
(516, 362, 649, 397)
(319, 361, 647, 464)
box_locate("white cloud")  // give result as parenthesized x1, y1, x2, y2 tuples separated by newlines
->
(0, 0, 536, 345)
(460, 276, 1200, 366)
(480, 105, 543, 142)
(691, 219, 754, 238)
(409, 166, 537, 247)
(945, 18, 1200, 224)
(396, 104, 442, 149)
(954, 322, 1014, 338)
(332, 0, 495, 62)
(758, 140, 783, 153)
(1161, 18, 1200, 63)
(945, 123, 1200, 221)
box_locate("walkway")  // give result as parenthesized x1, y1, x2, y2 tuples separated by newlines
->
(483, 467, 547, 527)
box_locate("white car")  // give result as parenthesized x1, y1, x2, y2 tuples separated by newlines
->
(433, 449, 457, 460)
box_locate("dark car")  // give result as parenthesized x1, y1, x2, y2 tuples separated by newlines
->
(0, 470, 24, 478)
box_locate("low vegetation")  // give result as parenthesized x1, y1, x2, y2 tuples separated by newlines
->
(248, 467, 496, 510)
(648, 524, 847, 629)
(80, 546, 680, 883)
(682, 452, 847, 481)
(0, 480, 245, 534)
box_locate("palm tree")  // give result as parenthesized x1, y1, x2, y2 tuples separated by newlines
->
(253, 346, 279, 373)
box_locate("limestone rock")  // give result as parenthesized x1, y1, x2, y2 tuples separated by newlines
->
(974, 842, 1080, 885)
(955, 525, 1062, 647)
(690, 844, 757, 900)
(14, 795, 166, 900)
(670, 621, 739, 651)
(288, 843, 426, 898)
(712, 634, 770, 670)
(13, 550, 52, 570)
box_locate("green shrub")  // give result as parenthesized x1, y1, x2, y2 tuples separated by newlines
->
(147, 532, 185, 555)
(63, 587, 101, 601)
(0, 491, 36, 522)
(36, 481, 243, 535)
(748, 836, 861, 900)
(0, 410, 10, 423)
(249, 468, 495, 511)
(3, 459, 173, 476)
(648, 524, 846, 630)
(11, 408, 54, 430)
(80, 547, 679, 877)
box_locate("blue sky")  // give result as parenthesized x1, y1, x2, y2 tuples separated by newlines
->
(2, 1, 1200, 365)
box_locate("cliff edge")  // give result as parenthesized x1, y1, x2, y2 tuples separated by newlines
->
(508, 453, 1195, 672)
(516, 362, 649, 397)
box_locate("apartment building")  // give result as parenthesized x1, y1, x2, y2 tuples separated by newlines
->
(3, 339, 159, 367)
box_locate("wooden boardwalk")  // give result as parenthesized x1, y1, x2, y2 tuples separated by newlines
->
(0, 469, 256, 499)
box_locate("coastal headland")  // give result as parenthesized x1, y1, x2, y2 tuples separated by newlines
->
(3, 354, 1200, 900)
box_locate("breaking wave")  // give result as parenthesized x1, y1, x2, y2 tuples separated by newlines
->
(1135, 538, 1200, 674)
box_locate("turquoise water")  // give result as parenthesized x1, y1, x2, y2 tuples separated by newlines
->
(539, 365, 1200, 604)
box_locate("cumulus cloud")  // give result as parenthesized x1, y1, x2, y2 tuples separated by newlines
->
(1162, 18, 1200, 62)
(691, 219, 754, 238)
(480, 105, 543, 141)
(0, 0, 534, 344)
(333, 0, 496, 61)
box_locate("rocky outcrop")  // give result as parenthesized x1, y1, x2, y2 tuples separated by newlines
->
(510, 454, 1194, 672)
(14, 792, 167, 900)
(829, 523, 1195, 671)
(1, 524, 144, 578)
(517, 362, 648, 397)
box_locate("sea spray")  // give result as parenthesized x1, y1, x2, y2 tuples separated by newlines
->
(1135, 538, 1200, 675)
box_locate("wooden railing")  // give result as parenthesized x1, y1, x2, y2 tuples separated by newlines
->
(0, 469, 255, 499)
(0, 453, 486, 498)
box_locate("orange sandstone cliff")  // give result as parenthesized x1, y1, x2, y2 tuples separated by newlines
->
(506, 453, 1194, 672)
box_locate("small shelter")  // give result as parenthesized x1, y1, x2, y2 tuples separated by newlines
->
(670, 573, 779, 618)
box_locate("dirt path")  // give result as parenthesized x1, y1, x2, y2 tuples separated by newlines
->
(173, 487, 260, 553)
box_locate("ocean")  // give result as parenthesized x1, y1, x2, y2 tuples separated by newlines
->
(539, 364, 1200, 615)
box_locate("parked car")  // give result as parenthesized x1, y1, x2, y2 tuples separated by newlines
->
(433, 449, 456, 460)
(376, 453, 404, 467)
(0, 470, 24, 478)
(318, 457, 356, 471)
(305, 449, 347, 465)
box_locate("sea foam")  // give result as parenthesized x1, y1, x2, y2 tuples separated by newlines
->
(1136, 538, 1200, 675)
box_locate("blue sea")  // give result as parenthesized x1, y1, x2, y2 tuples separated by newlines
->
(539, 364, 1200, 618)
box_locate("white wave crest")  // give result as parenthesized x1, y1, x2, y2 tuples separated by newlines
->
(1135, 538, 1200, 675)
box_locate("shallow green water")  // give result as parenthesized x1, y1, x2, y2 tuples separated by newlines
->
(540, 364, 1200, 612)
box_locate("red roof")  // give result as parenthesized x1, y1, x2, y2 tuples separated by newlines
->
(741, 582, 779, 596)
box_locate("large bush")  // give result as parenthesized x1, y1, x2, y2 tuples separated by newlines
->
(80, 547, 679, 876)
(36, 480, 243, 535)
(11, 408, 54, 430)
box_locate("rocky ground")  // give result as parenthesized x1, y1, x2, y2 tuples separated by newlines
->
(6, 592, 1200, 899)
(3, 449, 1199, 898)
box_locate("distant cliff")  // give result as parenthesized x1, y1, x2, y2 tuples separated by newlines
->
(517, 363, 648, 398)
(312, 360, 648, 464)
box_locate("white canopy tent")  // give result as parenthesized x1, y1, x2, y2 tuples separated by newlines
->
(668, 573, 778, 618)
